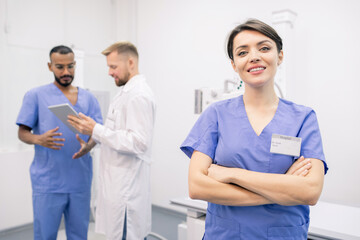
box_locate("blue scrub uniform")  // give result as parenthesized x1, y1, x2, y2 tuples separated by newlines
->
(16, 83, 103, 240)
(181, 95, 328, 240)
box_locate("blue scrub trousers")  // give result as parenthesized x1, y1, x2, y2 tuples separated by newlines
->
(32, 192, 91, 240)
(122, 211, 147, 240)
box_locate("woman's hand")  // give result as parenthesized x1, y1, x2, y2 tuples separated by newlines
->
(206, 155, 323, 206)
(208, 164, 234, 183)
(208, 156, 312, 184)
(286, 156, 312, 176)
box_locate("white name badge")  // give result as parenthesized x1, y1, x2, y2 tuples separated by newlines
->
(270, 134, 302, 157)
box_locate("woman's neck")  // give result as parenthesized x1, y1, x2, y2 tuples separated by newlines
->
(243, 85, 279, 109)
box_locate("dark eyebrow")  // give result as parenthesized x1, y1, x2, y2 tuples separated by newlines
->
(257, 40, 273, 46)
(234, 40, 273, 51)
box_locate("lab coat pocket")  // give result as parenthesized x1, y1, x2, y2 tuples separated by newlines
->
(268, 221, 309, 240)
(269, 153, 295, 174)
(204, 211, 241, 240)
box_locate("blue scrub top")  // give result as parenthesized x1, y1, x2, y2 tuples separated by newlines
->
(16, 83, 103, 193)
(181, 95, 328, 239)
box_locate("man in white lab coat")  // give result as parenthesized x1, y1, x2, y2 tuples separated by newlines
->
(68, 41, 156, 240)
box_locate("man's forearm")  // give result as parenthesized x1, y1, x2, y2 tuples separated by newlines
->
(87, 137, 97, 150)
(18, 126, 39, 145)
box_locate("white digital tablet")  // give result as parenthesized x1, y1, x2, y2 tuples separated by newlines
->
(48, 103, 80, 133)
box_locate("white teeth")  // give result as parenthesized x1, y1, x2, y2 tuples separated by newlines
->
(249, 67, 265, 72)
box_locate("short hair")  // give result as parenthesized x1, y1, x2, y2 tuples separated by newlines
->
(101, 41, 139, 58)
(227, 19, 283, 61)
(49, 45, 73, 58)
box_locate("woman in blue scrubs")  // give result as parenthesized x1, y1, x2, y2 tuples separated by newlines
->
(181, 19, 328, 239)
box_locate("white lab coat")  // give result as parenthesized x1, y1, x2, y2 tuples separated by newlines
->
(92, 75, 156, 240)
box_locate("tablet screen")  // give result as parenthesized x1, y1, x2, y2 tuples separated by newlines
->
(48, 103, 80, 133)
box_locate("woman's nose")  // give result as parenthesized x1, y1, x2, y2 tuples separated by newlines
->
(249, 51, 260, 63)
(250, 57, 260, 63)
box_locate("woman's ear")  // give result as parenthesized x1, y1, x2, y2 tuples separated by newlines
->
(278, 50, 284, 66)
(231, 60, 237, 72)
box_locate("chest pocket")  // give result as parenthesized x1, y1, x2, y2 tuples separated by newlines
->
(269, 153, 295, 174)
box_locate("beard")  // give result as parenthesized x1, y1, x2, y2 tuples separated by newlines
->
(115, 72, 131, 87)
(54, 74, 74, 87)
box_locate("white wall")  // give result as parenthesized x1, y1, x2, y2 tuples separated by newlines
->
(136, 0, 360, 210)
(0, 150, 33, 230)
(287, 0, 360, 207)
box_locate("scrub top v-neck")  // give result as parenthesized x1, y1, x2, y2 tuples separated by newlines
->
(181, 95, 327, 239)
(241, 97, 279, 138)
(51, 83, 78, 108)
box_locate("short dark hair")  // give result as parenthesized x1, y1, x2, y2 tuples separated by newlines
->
(49, 45, 74, 58)
(227, 19, 283, 61)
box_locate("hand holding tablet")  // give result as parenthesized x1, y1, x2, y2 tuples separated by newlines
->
(48, 103, 80, 133)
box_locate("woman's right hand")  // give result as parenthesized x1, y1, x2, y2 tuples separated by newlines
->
(286, 156, 312, 176)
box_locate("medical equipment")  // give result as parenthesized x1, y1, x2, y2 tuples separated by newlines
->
(194, 79, 284, 114)
(194, 78, 244, 114)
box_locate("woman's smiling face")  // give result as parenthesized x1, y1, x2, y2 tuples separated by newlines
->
(231, 30, 283, 89)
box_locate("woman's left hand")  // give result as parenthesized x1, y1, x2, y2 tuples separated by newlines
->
(208, 164, 234, 183)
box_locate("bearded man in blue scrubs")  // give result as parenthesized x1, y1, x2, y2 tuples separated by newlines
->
(16, 45, 103, 240)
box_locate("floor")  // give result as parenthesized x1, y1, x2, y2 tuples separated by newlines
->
(57, 222, 105, 240)
(0, 209, 333, 240)
(0, 205, 186, 240)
